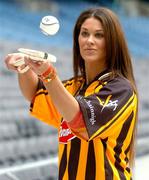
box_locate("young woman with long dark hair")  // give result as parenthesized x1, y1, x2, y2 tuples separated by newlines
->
(5, 7, 138, 180)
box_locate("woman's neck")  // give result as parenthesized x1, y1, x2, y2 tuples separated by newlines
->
(85, 61, 107, 84)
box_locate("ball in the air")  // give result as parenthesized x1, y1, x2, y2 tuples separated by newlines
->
(40, 15, 60, 36)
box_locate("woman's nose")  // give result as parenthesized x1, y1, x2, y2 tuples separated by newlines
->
(87, 35, 94, 44)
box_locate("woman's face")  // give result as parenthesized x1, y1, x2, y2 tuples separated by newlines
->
(78, 17, 106, 65)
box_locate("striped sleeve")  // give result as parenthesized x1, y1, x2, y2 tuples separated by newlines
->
(30, 77, 82, 128)
(30, 80, 61, 128)
(76, 77, 136, 140)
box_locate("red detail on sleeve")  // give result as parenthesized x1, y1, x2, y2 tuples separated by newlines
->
(67, 111, 85, 130)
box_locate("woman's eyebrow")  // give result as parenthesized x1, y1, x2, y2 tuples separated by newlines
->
(81, 27, 104, 32)
(80, 27, 88, 30)
(95, 29, 104, 32)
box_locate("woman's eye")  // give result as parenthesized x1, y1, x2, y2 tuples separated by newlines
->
(95, 33, 104, 38)
(81, 31, 89, 37)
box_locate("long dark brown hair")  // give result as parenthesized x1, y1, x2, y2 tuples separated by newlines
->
(73, 7, 138, 166)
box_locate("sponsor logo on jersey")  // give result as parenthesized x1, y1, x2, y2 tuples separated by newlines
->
(85, 100, 96, 125)
(101, 95, 118, 112)
(59, 120, 76, 144)
(101, 99, 118, 112)
(97, 95, 118, 112)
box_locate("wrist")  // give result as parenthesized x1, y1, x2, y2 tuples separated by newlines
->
(38, 64, 57, 83)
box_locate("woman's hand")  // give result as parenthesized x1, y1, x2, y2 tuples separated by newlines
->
(5, 53, 41, 101)
(24, 56, 51, 76)
(5, 52, 50, 75)
(5, 53, 26, 73)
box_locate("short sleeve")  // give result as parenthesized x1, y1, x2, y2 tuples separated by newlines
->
(76, 77, 136, 140)
(30, 77, 83, 128)
(30, 80, 61, 128)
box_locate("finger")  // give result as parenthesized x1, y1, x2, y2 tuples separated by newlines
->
(17, 65, 30, 73)
(29, 55, 47, 63)
(25, 56, 48, 69)
(5, 62, 18, 72)
(5, 53, 24, 66)
(5, 53, 25, 72)
(23, 58, 38, 73)
(5, 56, 15, 70)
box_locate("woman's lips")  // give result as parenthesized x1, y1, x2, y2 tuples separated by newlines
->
(84, 49, 96, 54)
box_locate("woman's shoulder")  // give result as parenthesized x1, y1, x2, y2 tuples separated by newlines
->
(62, 76, 84, 87)
(62, 76, 84, 95)
(107, 74, 134, 93)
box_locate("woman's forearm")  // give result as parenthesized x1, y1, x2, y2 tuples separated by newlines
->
(45, 76, 89, 140)
(18, 70, 39, 102)
(44, 76, 80, 122)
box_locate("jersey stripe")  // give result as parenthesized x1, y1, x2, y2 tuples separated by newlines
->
(90, 93, 135, 140)
(104, 152, 114, 179)
(76, 140, 89, 179)
(114, 110, 134, 179)
(85, 140, 96, 180)
(59, 145, 67, 180)
(114, 112, 133, 179)
(102, 138, 114, 180)
(124, 147, 130, 163)
(68, 138, 81, 180)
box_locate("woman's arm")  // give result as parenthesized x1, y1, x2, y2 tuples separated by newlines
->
(44, 76, 89, 140)
(24, 57, 80, 121)
(45, 76, 79, 121)
(18, 70, 38, 101)
(5, 53, 38, 102)
(5, 54, 89, 139)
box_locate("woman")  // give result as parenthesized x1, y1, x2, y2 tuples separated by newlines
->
(5, 7, 138, 180)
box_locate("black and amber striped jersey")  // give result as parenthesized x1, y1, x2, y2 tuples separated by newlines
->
(30, 70, 138, 180)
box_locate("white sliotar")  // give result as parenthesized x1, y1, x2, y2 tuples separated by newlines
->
(40, 15, 60, 36)
(13, 15, 59, 73)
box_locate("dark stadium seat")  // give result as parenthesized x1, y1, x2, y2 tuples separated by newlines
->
(12, 136, 57, 162)
(13, 167, 42, 180)
(34, 135, 58, 157)
(36, 121, 57, 135)
(0, 123, 19, 140)
(0, 135, 58, 166)
(137, 118, 149, 138)
(136, 137, 149, 157)
(40, 164, 58, 180)
(0, 141, 16, 166)
(0, 174, 16, 180)
(0, 159, 58, 180)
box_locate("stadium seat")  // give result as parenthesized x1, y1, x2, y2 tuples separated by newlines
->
(0, 123, 19, 140)
(13, 167, 42, 180)
(40, 164, 58, 180)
